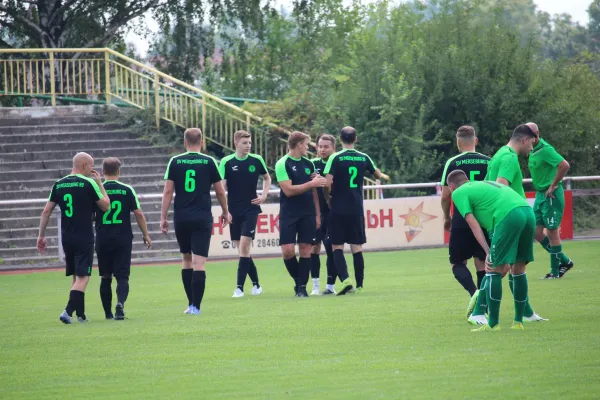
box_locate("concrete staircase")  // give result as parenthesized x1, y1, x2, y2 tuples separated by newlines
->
(0, 106, 183, 269)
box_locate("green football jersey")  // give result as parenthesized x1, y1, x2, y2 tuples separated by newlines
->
(485, 145, 525, 198)
(528, 139, 565, 192)
(451, 181, 529, 231)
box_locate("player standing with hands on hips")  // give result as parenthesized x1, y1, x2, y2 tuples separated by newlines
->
(161, 128, 231, 315)
(38, 152, 110, 324)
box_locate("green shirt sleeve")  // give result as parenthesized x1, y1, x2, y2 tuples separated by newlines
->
(275, 157, 290, 182)
(253, 154, 268, 175)
(129, 185, 141, 210)
(440, 158, 453, 186)
(323, 154, 336, 175)
(542, 146, 565, 167)
(48, 183, 57, 202)
(164, 156, 175, 180)
(497, 154, 519, 184)
(218, 158, 228, 180)
(451, 187, 473, 218)
(366, 155, 377, 174)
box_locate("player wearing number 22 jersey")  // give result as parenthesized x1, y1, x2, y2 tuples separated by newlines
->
(95, 157, 151, 321)
(324, 126, 389, 296)
(161, 128, 230, 315)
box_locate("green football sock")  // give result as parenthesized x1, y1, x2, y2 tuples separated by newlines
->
(550, 245, 562, 276)
(471, 275, 488, 316)
(512, 273, 528, 323)
(558, 245, 570, 265)
(539, 236, 551, 253)
(509, 273, 534, 317)
(487, 273, 502, 328)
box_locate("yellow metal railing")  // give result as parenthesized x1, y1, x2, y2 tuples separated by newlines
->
(0, 48, 377, 196)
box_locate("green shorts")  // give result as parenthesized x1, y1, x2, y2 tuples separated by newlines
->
(533, 185, 564, 230)
(490, 206, 535, 267)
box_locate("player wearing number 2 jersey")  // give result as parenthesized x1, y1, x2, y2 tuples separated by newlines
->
(95, 157, 152, 321)
(161, 128, 231, 315)
(440, 126, 490, 314)
(38, 152, 110, 324)
(324, 126, 389, 296)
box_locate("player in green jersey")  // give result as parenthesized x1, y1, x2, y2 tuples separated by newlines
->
(468, 124, 547, 323)
(448, 170, 534, 331)
(526, 122, 574, 279)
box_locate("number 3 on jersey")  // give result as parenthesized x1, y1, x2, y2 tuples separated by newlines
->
(348, 166, 358, 188)
(185, 169, 196, 192)
(63, 194, 73, 217)
(102, 200, 122, 225)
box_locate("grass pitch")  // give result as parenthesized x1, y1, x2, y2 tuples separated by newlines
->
(1, 241, 599, 399)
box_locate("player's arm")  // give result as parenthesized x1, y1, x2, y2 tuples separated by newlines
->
(37, 201, 57, 252)
(214, 181, 231, 227)
(313, 188, 321, 229)
(160, 180, 174, 234)
(496, 155, 518, 187)
(252, 172, 272, 205)
(90, 170, 110, 212)
(373, 169, 389, 181)
(547, 160, 570, 198)
(464, 214, 490, 256)
(279, 176, 324, 197)
(324, 174, 333, 206)
(441, 186, 452, 231)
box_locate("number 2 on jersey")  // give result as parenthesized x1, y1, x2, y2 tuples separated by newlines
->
(185, 169, 196, 192)
(63, 194, 73, 217)
(348, 166, 358, 188)
(102, 200, 123, 225)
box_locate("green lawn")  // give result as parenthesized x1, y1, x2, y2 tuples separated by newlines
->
(1, 241, 599, 399)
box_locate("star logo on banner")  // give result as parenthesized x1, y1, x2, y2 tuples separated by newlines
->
(399, 202, 437, 243)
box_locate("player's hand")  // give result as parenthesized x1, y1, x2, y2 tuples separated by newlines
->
(316, 215, 321, 230)
(160, 218, 169, 234)
(221, 212, 232, 228)
(379, 173, 390, 181)
(89, 170, 102, 184)
(443, 217, 451, 232)
(311, 175, 326, 188)
(251, 194, 267, 205)
(37, 236, 47, 253)
(545, 184, 557, 198)
(143, 234, 152, 249)
(310, 173, 318, 179)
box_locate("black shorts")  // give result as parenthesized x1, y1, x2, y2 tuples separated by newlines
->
(63, 239, 94, 277)
(279, 214, 317, 245)
(230, 213, 259, 241)
(174, 218, 213, 257)
(96, 242, 133, 279)
(315, 212, 330, 244)
(448, 228, 490, 265)
(329, 213, 366, 245)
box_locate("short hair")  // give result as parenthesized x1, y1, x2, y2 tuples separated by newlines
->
(234, 130, 251, 143)
(288, 131, 310, 149)
(511, 124, 537, 140)
(103, 157, 121, 176)
(184, 128, 203, 145)
(340, 126, 357, 144)
(317, 133, 336, 147)
(446, 169, 468, 187)
(456, 125, 476, 140)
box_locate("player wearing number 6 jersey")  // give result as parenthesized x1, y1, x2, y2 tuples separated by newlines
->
(161, 128, 231, 315)
(37, 152, 110, 324)
(323, 127, 389, 295)
(440, 126, 490, 307)
(95, 157, 152, 321)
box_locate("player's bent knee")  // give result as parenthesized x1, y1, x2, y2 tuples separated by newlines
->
(350, 244, 362, 254)
(298, 243, 312, 258)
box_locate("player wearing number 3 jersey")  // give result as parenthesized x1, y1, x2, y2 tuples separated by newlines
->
(161, 128, 231, 315)
(95, 157, 152, 321)
(38, 152, 110, 324)
(324, 127, 389, 295)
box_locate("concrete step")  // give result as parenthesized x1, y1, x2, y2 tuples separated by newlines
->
(0, 145, 172, 162)
(0, 138, 150, 153)
(0, 105, 104, 118)
(0, 123, 124, 136)
(0, 226, 58, 239)
(0, 155, 173, 171)
(0, 115, 103, 127)
(1, 231, 177, 248)
(0, 164, 167, 182)
(0, 180, 167, 200)
(0, 173, 163, 191)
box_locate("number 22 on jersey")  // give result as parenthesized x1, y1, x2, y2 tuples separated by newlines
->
(102, 200, 123, 224)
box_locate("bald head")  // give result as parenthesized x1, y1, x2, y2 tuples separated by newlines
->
(525, 122, 539, 135)
(72, 152, 94, 175)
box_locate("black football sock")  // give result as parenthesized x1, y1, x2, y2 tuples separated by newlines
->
(298, 257, 311, 287)
(324, 242, 337, 285)
(452, 263, 477, 296)
(116, 277, 129, 305)
(99, 277, 113, 317)
(333, 249, 350, 282)
(237, 257, 252, 291)
(65, 290, 77, 316)
(310, 254, 320, 279)
(476, 270, 486, 289)
(192, 270, 206, 309)
(247, 257, 260, 288)
(283, 257, 299, 284)
(181, 268, 193, 305)
(353, 252, 365, 288)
